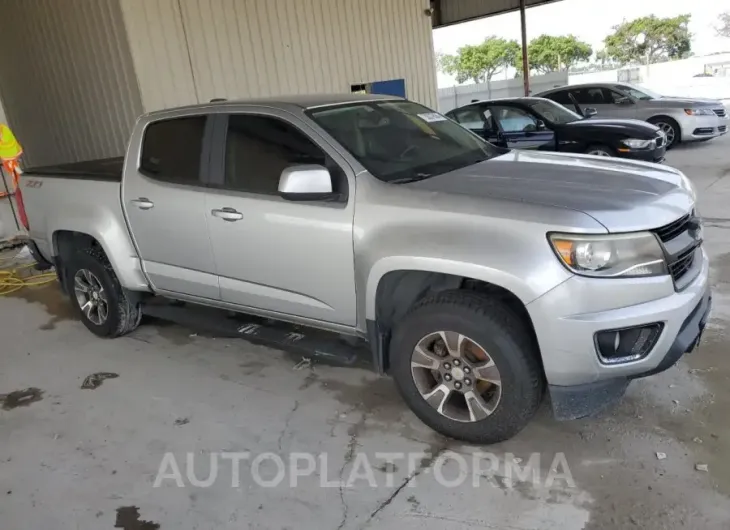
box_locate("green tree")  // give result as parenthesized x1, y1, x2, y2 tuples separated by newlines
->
(438, 37, 521, 95)
(716, 12, 730, 38)
(525, 35, 593, 73)
(604, 14, 691, 65)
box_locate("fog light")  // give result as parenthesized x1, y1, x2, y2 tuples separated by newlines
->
(595, 324, 664, 364)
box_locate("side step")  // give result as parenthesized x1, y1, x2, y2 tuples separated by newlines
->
(142, 299, 371, 368)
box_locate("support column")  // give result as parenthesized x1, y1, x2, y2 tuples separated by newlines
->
(520, 0, 530, 96)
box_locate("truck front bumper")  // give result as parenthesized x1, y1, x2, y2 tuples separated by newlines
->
(527, 248, 711, 419)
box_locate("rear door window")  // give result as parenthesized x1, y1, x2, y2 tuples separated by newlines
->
(451, 107, 487, 129)
(544, 90, 573, 105)
(572, 88, 605, 105)
(140, 116, 207, 185)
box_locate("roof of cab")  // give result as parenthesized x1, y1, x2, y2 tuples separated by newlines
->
(143, 93, 402, 119)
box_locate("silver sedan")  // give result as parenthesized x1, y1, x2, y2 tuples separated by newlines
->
(536, 82, 728, 148)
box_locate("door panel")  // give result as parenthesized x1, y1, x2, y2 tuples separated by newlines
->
(205, 111, 357, 325)
(490, 105, 555, 150)
(601, 89, 638, 119)
(122, 115, 221, 299)
(572, 87, 637, 119)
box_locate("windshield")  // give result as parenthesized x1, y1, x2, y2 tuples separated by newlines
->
(307, 100, 500, 183)
(526, 99, 582, 125)
(616, 84, 661, 100)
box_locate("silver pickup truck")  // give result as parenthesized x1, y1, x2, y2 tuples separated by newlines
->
(18, 94, 711, 444)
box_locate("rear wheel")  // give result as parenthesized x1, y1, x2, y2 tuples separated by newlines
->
(390, 290, 544, 444)
(65, 248, 141, 337)
(648, 117, 679, 149)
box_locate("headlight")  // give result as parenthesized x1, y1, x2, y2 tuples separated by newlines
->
(549, 232, 668, 278)
(621, 138, 654, 149)
(684, 108, 715, 116)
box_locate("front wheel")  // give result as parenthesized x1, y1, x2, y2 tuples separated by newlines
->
(390, 291, 545, 444)
(66, 248, 142, 337)
(585, 144, 614, 157)
(648, 117, 679, 149)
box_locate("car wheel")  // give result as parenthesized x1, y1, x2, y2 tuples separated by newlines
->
(66, 248, 142, 338)
(648, 117, 679, 149)
(390, 290, 545, 444)
(585, 144, 614, 157)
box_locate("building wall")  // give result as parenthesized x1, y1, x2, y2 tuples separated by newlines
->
(120, 0, 438, 111)
(0, 0, 144, 166)
(437, 71, 568, 112)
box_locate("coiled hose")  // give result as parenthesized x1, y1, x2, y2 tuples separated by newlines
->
(0, 253, 57, 295)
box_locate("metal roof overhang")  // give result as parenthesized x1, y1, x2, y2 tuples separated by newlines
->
(432, 0, 564, 28)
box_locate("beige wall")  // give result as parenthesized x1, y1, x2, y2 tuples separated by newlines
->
(120, 0, 438, 111)
(0, 0, 144, 166)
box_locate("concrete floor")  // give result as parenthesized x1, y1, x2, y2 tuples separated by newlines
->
(2, 136, 730, 530)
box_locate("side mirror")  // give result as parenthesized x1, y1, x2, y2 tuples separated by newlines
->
(615, 97, 632, 106)
(583, 107, 597, 118)
(536, 119, 546, 130)
(278, 164, 333, 201)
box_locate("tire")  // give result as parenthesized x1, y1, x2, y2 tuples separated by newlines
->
(648, 116, 680, 149)
(585, 144, 614, 157)
(65, 247, 142, 338)
(390, 290, 545, 444)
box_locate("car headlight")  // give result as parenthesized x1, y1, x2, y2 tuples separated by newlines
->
(684, 108, 715, 116)
(548, 232, 668, 278)
(621, 138, 654, 149)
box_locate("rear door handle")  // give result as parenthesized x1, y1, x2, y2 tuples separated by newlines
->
(130, 198, 154, 210)
(211, 207, 243, 222)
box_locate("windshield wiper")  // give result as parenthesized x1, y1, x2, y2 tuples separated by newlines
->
(388, 173, 433, 184)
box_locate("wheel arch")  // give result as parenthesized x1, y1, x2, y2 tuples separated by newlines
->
(50, 226, 150, 292)
(366, 266, 539, 374)
(648, 115, 681, 143)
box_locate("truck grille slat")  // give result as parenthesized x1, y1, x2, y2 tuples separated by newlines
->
(654, 213, 690, 243)
(714, 108, 727, 118)
(668, 246, 697, 282)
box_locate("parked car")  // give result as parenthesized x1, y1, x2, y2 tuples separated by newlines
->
(536, 83, 728, 148)
(446, 97, 667, 162)
(18, 94, 710, 444)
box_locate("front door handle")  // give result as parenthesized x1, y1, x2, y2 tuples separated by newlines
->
(130, 198, 154, 210)
(211, 207, 243, 222)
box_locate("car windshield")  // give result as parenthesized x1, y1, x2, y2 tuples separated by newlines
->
(526, 99, 582, 125)
(307, 100, 500, 183)
(616, 84, 661, 100)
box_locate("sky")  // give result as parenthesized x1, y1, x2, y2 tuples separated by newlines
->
(432, 0, 730, 86)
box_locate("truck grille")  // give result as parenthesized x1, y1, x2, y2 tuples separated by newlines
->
(653, 212, 702, 285)
(654, 213, 690, 242)
(714, 108, 727, 118)
(668, 246, 697, 283)
(720, 125, 727, 133)
(655, 133, 665, 148)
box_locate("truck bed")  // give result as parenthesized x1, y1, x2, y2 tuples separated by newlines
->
(23, 157, 124, 182)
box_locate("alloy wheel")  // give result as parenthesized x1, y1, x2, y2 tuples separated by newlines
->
(410, 331, 502, 423)
(655, 122, 676, 146)
(587, 149, 612, 157)
(74, 269, 109, 325)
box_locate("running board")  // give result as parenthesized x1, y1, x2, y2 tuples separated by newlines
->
(141, 299, 370, 367)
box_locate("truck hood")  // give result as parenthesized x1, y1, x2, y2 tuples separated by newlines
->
(409, 150, 694, 232)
